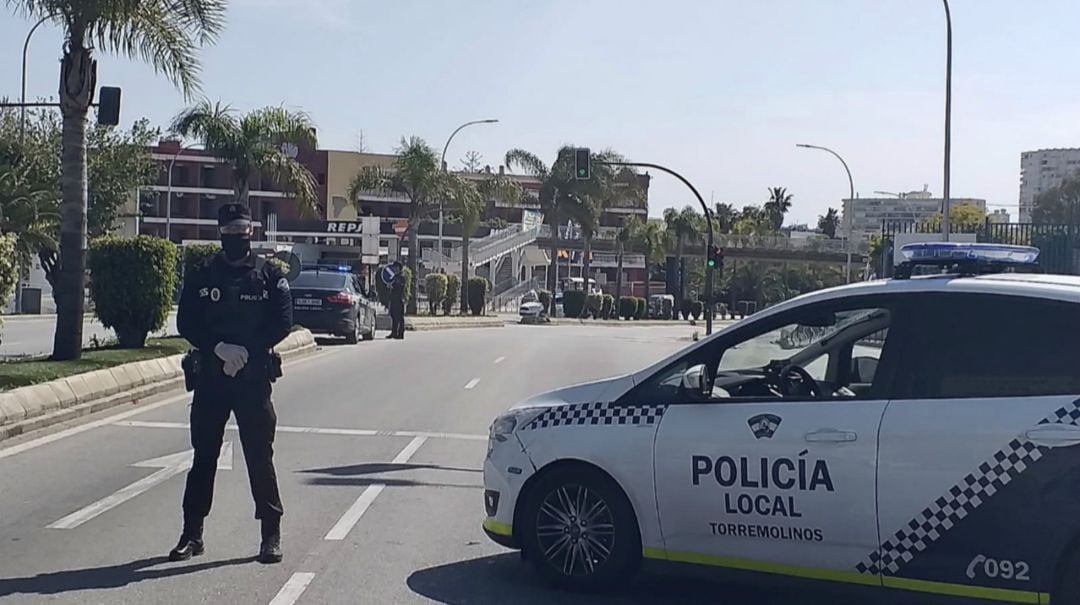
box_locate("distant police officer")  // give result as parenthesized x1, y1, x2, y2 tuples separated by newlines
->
(388, 261, 406, 340)
(170, 203, 292, 564)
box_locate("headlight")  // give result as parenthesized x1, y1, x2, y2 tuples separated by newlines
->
(487, 408, 546, 458)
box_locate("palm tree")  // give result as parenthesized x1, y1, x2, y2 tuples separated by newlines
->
(570, 159, 642, 301)
(505, 147, 577, 315)
(818, 207, 840, 238)
(5, 0, 227, 360)
(457, 173, 522, 312)
(632, 219, 668, 303)
(171, 102, 319, 211)
(663, 205, 702, 310)
(0, 165, 58, 272)
(713, 202, 738, 235)
(614, 215, 642, 314)
(350, 137, 443, 314)
(764, 187, 794, 231)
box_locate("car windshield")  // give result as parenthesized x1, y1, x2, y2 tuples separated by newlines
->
(291, 272, 348, 290)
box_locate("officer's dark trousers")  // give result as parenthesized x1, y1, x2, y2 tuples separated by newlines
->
(182, 376, 283, 524)
(389, 303, 405, 339)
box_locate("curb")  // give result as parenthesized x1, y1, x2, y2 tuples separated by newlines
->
(532, 319, 741, 328)
(0, 330, 316, 443)
(406, 319, 504, 331)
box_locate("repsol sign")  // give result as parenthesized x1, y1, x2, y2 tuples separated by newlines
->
(326, 221, 366, 234)
(691, 454, 835, 492)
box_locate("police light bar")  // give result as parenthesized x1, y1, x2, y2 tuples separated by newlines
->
(899, 243, 1040, 265)
(303, 264, 352, 273)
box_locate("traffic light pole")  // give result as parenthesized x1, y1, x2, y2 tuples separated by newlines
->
(593, 160, 715, 336)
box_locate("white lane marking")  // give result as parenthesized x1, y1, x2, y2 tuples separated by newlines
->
(268, 572, 316, 605)
(0, 347, 342, 462)
(464, 378, 480, 390)
(324, 436, 427, 541)
(493, 356, 505, 364)
(113, 420, 487, 441)
(48, 442, 233, 530)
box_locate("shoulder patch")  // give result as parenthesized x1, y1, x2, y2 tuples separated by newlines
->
(277, 277, 290, 292)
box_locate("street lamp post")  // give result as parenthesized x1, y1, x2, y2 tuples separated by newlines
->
(797, 144, 855, 283)
(438, 119, 499, 268)
(941, 0, 954, 241)
(166, 143, 200, 242)
(593, 160, 715, 336)
(20, 15, 51, 143)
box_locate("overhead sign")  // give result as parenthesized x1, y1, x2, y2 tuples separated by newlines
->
(522, 210, 543, 231)
(326, 221, 369, 234)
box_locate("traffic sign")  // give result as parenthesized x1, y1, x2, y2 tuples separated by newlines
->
(381, 265, 397, 285)
(393, 220, 408, 238)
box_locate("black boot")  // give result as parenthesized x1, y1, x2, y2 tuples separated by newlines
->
(169, 519, 205, 561)
(258, 516, 282, 564)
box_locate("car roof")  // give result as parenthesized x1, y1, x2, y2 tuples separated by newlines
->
(631, 272, 1080, 385)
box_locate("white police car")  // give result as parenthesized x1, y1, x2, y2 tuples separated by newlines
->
(483, 243, 1080, 603)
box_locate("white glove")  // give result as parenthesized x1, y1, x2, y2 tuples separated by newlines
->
(214, 342, 249, 378)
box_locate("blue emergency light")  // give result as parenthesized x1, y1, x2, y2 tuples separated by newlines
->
(303, 264, 353, 273)
(895, 243, 1040, 279)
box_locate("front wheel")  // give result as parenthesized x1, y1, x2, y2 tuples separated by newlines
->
(519, 466, 641, 590)
(345, 319, 360, 344)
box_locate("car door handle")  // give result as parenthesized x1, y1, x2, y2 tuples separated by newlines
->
(1025, 424, 1080, 447)
(805, 429, 857, 443)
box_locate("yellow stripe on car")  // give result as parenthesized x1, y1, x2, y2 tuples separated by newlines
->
(643, 548, 1047, 603)
(483, 519, 512, 537)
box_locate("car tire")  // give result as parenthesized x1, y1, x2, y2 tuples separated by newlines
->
(363, 313, 375, 341)
(345, 319, 360, 345)
(519, 465, 641, 591)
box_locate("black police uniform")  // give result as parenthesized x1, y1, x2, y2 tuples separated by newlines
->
(389, 270, 406, 340)
(170, 203, 292, 564)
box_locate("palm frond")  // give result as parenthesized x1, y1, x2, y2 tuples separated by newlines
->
(504, 149, 547, 178)
(260, 148, 318, 217)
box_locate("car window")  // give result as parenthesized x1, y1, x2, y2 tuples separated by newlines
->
(902, 295, 1080, 399)
(630, 301, 897, 406)
(291, 272, 348, 290)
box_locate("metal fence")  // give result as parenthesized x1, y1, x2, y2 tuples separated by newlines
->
(879, 220, 1080, 277)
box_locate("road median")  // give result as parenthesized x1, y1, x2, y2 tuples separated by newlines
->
(0, 329, 316, 443)
(529, 317, 740, 329)
(375, 315, 505, 332)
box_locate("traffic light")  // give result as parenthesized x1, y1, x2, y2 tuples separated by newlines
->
(575, 147, 591, 180)
(707, 245, 725, 270)
(97, 87, 122, 126)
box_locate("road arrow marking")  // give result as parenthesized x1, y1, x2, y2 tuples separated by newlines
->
(48, 442, 233, 530)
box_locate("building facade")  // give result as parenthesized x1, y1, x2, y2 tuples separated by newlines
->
(843, 193, 986, 240)
(1019, 148, 1080, 222)
(988, 208, 1012, 224)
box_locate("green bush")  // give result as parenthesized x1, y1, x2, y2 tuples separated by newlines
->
(636, 297, 647, 319)
(268, 257, 289, 275)
(90, 235, 177, 348)
(601, 295, 614, 319)
(0, 234, 17, 339)
(690, 300, 704, 320)
(562, 290, 586, 318)
(175, 243, 218, 303)
(586, 293, 603, 319)
(619, 296, 637, 320)
(467, 276, 490, 316)
(445, 273, 461, 315)
(538, 289, 552, 312)
(425, 273, 448, 315)
(662, 297, 674, 320)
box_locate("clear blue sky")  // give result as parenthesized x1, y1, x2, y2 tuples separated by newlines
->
(3, 0, 1080, 224)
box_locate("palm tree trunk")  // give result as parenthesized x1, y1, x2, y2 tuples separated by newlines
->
(236, 179, 250, 206)
(460, 232, 470, 314)
(52, 44, 96, 361)
(581, 236, 592, 318)
(407, 211, 419, 315)
(546, 216, 559, 316)
(675, 235, 685, 316)
(643, 251, 651, 304)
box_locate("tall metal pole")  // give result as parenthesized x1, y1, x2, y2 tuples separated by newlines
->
(20, 15, 51, 143)
(941, 0, 954, 241)
(594, 160, 715, 335)
(797, 144, 855, 283)
(166, 144, 199, 242)
(438, 118, 498, 268)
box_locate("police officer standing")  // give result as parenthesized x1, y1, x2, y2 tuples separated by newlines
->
(388, 261, 406, 340)
(170, 203, 292, 564)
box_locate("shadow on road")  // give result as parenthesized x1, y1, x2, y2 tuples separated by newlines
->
(305, 476, 480, 489)
(406, 554, 975, 605)
(0, 555, 257, 597)
(299, 462, 479, 476)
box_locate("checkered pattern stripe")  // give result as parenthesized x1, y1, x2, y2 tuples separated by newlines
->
(522, 402, 667, 431)
(856, 398, 1080, 577)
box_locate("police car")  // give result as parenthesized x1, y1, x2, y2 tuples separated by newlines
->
(290, 265, 376, 344)
(483, 243, 1080, 603)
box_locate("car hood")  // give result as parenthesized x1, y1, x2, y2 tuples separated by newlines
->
(510, 374, 635, 412)
(520, 301, 543, 309)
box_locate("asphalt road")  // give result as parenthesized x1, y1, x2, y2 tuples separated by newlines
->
(0, 313, 179, 358)
(0, 325, 970, 605)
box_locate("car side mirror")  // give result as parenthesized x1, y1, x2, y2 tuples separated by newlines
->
(851, 356, 879, 383)
(681, 364, 708, 396)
